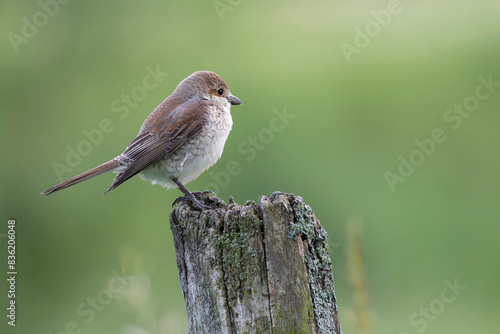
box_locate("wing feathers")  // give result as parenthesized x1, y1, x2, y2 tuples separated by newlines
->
(104, 99, 209, 193)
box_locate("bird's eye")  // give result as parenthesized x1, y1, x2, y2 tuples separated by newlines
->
(217, 88, 224, 96)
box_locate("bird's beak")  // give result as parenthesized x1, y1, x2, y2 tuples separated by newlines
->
(227, 95, 242, 106)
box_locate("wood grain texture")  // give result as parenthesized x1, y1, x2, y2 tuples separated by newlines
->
(169, 192, 342, 334)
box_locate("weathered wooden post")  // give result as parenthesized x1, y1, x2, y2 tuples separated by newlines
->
(169, 191, 341, 333)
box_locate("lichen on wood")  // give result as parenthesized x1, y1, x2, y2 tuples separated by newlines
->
(169, 191, 341, 334)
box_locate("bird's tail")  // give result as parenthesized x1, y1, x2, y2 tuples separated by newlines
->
(41, 159, 120, 195)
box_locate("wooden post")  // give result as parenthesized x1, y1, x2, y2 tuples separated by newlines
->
(169, 191, 342, 334)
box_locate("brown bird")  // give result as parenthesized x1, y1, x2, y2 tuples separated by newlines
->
(42, 71, 242, 209)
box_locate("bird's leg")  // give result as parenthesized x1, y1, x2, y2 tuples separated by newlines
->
(171, 177, 211, 210)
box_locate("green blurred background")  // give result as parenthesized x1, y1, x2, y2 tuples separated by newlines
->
(1, 0, 499, 333)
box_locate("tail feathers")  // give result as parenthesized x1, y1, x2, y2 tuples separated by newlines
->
(41, 160, 120, 195)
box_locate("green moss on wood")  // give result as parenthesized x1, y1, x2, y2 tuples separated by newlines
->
(213, 207, 263, 306)
(289, 194, 341, 334)
(170, 192, 341, 333)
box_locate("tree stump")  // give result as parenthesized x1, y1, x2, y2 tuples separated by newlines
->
(169, 191, 341, 334)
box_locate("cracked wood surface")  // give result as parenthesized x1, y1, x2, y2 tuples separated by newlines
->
(169, 192, 341, 334)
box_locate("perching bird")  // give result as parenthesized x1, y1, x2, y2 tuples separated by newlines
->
(42, 71, 242, 209)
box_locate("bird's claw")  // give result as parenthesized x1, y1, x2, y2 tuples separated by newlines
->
(172, 193, 212, 210)
(191, 190, 215, 197)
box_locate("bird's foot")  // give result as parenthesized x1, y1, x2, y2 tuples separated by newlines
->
(172, 192, 212, 210)
(191, 190, 215, 197)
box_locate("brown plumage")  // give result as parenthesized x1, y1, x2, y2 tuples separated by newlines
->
(42, 71, 242, 209)
(41, 160, 120, 195)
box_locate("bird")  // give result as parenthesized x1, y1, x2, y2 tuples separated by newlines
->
(42, 70, 242, 209)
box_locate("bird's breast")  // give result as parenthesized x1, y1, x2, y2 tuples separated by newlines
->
(140, 105, 233, 188)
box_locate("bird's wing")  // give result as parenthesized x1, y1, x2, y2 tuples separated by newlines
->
(104, 99, 211, 193)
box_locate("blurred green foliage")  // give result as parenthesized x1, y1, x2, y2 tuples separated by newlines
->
(1, 0, 499, 333)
